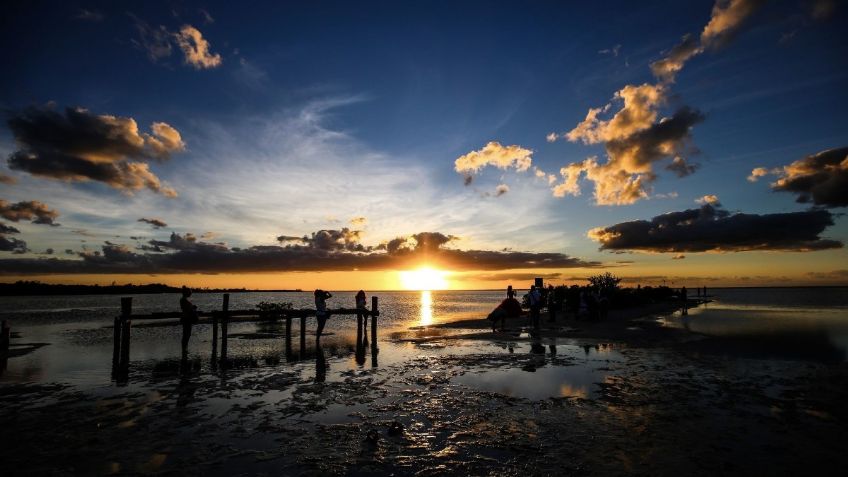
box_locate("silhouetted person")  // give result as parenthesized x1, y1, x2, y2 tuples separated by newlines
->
(507, 285, 515, 299)
(681, 286, 688, 315)
(356, 289, 367, 334)
(703, 285, 707, 297)
(314, 289, 332, 340)
(179, 286, 198, 359)
(529, 285, 542, 330)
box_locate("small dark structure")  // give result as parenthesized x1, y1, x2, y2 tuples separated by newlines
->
(111, 293, 380, 377)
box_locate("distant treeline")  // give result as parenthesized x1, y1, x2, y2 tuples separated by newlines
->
(0, 281, 294, 296)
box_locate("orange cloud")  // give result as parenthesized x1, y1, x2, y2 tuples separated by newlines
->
(174, 25, 222, 69)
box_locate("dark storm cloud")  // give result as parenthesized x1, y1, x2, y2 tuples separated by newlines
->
(148, 232, 229, 252)
(6, 106, 183, 196)
(0, 236, 27, 253)
(0, 218, 26, 253)
(769, 147, 848, 208)
(0, 200, 59, 225)
(138, 217, 168, 229)
(604, 107, 705, 172)
(0, 224, 21, 234)
(589, 204, 842, 253)
(0, 229, 598, 274)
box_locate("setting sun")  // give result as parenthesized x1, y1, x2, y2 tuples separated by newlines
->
(398, 267, 449, 290)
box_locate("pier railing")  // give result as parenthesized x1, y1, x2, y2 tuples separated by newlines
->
(112, 293, 379, 377)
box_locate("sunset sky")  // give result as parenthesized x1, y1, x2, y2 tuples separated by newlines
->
(1, 0, 847, 290)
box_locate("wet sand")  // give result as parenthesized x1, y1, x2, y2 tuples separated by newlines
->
(2, 301, 847, 475)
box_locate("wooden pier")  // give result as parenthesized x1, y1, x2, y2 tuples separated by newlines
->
(111, 293, 380, 377)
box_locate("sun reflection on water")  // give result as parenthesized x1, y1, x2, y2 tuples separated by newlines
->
(420, 290, 433, 326)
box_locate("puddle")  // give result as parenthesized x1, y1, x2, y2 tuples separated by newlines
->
(453, 344, 623, 400)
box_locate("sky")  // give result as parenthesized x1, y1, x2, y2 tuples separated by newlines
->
(0, 0, 847, 290)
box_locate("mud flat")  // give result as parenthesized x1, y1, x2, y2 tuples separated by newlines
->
(1, 303, 847, 475)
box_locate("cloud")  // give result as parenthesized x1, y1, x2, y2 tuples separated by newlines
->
(565, 84, 666, 144)
(495, 184, 509, 197)
(454, 142, 533, 184)
(588, 204, 842, 253)
(650, 35, 703, 83)
(138, 217, 167, 229)
(747, 166, 771, 182)
(696, 194, 721, 205)
(0, 222, 26, 253)
(6, 105, 182, 196)
(554, 107, 705, 205)
(130, 15, 173, 62)
(174, 25, 222, 69)
(350, 216, 368, 226)
(548, 1, 766, 206)
(598, 44, 622, 57)
(0, 174, 16, 185)
(701, 0, 766, 49)
(766, 147, 848, 208)
(0, 236, 27, 253)
(0, 200, 59, 225)
(0, 228, 599, 274)
(74, 9, 104, 22)
(199, 9, 215, 24)
(672, 254, 686, 260)
(806, 269, 848, 280)
(0, 224, 20, 234)
(809, 0, 837, 20)
(148, 232, 229, 253)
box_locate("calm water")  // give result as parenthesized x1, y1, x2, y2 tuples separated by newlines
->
(1, 288, 847, 388)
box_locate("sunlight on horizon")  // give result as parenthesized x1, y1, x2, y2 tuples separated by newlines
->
(398, 267, 450, 291)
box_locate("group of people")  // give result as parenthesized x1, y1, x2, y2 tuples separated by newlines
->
(487, 284, 560, 332)
(487, 283, 616, 332)
(177, 287, 372, 357)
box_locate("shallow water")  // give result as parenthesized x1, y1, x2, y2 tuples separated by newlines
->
(2, 288, 847, 475)
(660, 287, 848, 361)
(2, 287, 847, 387)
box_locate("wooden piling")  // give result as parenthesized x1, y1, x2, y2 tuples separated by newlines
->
(112, 316, 121, 369)
(300, 315, 306, 358)
(371, 296, 378, 344)
(220, 294, 229, 364)
(211, 312, 219, 365)
(0, 320, 10, 356)
(285, 316, 292, 360)
(119, 297, 132, 370)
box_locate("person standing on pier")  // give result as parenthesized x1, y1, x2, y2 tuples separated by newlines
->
(315, 289, 332, 340)
(356, 289, 368, 335)
(179, 286, 199, 359)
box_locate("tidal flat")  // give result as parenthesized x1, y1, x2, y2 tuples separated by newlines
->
(1, 290, 847, 475)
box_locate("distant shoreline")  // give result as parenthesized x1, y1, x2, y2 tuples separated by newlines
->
(0, 281, 845, 297)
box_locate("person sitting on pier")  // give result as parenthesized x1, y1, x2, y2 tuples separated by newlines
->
(179, 286, 199, 358)
(314, 289, 332, 340)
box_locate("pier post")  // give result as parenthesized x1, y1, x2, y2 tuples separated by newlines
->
(300, 315, 306, 358)
(285, 315, 292, 361)
(211, 312, 219, 368)
(112, 316, 121, 370)
(220, 294, 229, 365)
(119, 297, 132, 371)
(0, 320, 10, 356)
(371, 296, 378, 344)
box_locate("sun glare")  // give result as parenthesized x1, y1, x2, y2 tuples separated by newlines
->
(399, 267, 449, 291)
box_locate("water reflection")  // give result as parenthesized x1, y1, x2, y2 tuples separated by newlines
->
(420, 291, 433, 326)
